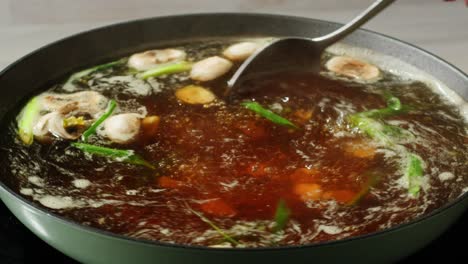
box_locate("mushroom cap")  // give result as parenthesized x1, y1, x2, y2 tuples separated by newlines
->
(128, 49, 186, 71)
(325, 56, 381, 82)
(223, 42, 260, 61)
(41, 91, 108, 118)
(190, 56, 233, 82)
(103, 113, 141, 144)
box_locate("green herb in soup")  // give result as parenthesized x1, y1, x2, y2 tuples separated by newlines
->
(17, 97, 40, 145)
(0, 39, 466, 248)
(71, 142, 155, 169)
(138, 61, 192, 80)
(273, 199, 291, 233)
(81, 99, 117, 142)
(242, 101, 298, 129)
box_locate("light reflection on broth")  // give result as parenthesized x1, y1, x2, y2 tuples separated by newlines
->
(0, 39, 467, 248)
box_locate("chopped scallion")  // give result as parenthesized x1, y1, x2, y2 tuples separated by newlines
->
(406, 153, 424, 196)
(137, 61, 192, 80)
(17, 97, 40, 145)
(386, 96, 401, 111)
(273, 199, 291, 233)
(63, 116, 85, 128)
(71, 142, 154, 169)
(81, 99, 117, 141)
(242, 101, 298, 129)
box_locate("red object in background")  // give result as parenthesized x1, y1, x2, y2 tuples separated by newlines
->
(443, 0, 468, 6)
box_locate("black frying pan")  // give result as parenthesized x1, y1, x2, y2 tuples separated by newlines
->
(0, 14, 467, 264)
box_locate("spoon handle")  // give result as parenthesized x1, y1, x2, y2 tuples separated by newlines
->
(312, 0, 396, 46)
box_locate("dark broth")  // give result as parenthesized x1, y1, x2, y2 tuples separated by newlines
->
(0, 39, 467, 247)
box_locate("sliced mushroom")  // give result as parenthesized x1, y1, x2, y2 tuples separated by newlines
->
(33, 112, 79, 140)
(103, 113, 141, 144)
(41, 91, 108, 118)
(128, 49, 186, 71)
(223, 42, 260, 61)
(175, 85, 216, 105)
(325, 56, 381, 82)
(190, 56, 233, 82)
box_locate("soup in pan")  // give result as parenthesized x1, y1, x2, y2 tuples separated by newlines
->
(0, 39, 466, 248)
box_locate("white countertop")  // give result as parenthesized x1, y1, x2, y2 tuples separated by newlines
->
(1, 0, 467, 72)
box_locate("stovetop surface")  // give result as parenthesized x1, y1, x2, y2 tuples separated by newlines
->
(0, 201, 465, 263)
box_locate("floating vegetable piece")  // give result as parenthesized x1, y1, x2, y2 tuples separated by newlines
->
(348, 172, 380, 205)
(103, 113, 141, 144)
(200, 199, 237, 218)
(348, 115, 412, 146)
(273, 199, 291, 233)
(359, 108, 402, 119)
(63, 116, 86, 128)
(17, 97, 40, 145)
(358, 96, 406, 119)
(128, 49, 186, 71)
(187, 206, 240, 246)
(33, 112, 79, 140)
(175, 85, 216, 105)
(294, 183, 323, 201)
(326, 56, 381, 82)
(42, 91, 109, 118)
(242, 101, 298, 129)
(81, 99, 117, 142)
(66, 59, 125, 84)
(138, 61, 192, 80)
(348, 94, 412, 144)
(190, 56, 233, 81)
(223, 42, 260, 61)
(141, 115, 161, 139)
(386, 96, 402, 111)
(348, 115, 387, 142)
(71, 142, 154, 169)
(405, 153, 424, 196)
(347, 93, 421, 196)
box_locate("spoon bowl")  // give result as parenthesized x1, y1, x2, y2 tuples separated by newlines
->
(226, 0, 396, 96)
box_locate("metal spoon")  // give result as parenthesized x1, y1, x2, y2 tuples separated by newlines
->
(226, 0, 396, 96)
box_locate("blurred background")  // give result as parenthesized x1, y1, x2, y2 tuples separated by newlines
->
(0, 0, 467, 72)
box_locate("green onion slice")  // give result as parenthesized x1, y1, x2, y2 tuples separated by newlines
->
(137, 61, 192, 80)
(17, 97, 40, 145)
(72, 142, 154, 169)
(242, 101, 298, 129)
(81, 99, 117, 141)
(273, 199, 291, 233)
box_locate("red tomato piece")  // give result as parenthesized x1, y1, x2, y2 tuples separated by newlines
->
(200, 199, 237, 217)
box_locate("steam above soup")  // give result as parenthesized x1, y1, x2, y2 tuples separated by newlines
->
(0, 39, 466, 248)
